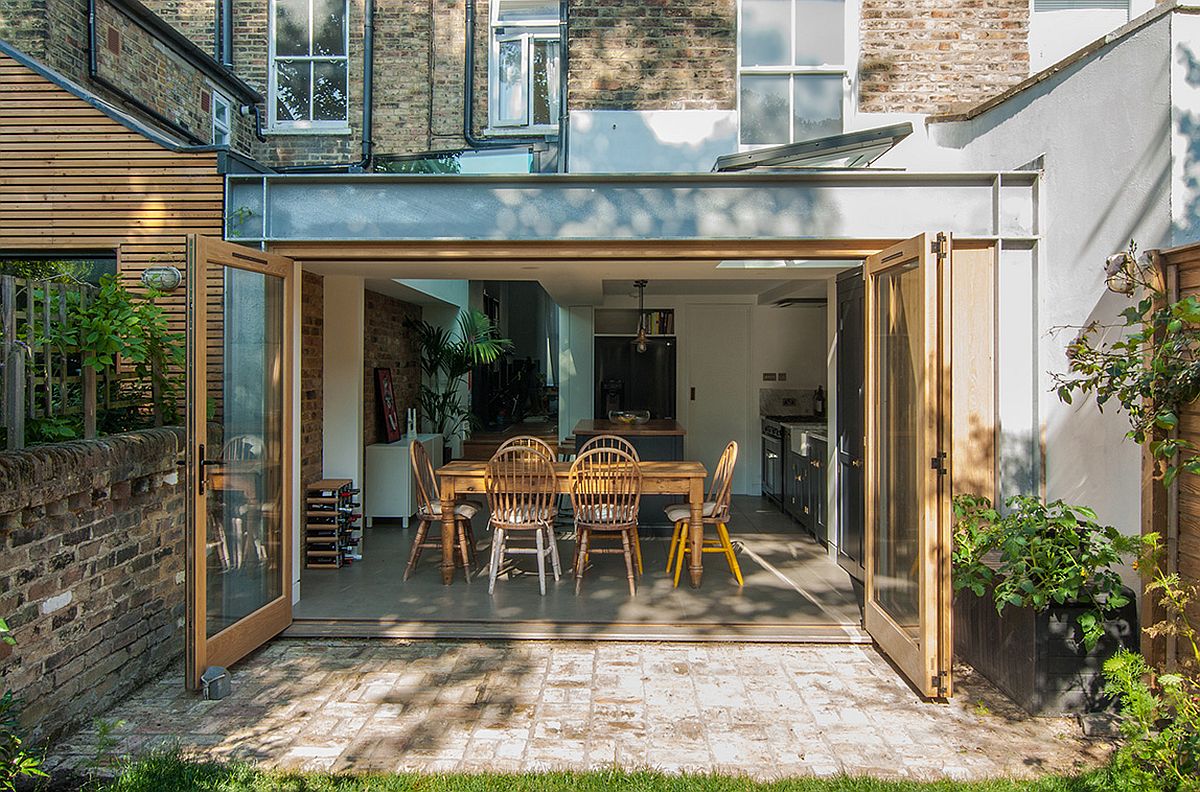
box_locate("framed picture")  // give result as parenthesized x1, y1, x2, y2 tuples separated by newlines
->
(375, 367, 402, 443)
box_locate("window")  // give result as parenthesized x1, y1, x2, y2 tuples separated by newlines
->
(738, 0, 846, 146)
(212, 91, 232, 145)
(269, 0, 349, 130)
(489, 0, 560, 131)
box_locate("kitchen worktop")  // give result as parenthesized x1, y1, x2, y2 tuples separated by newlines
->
(573, 419, 687, 437)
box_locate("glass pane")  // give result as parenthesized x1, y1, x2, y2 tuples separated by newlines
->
(794, 0, 844, 65)
(740, 74, 789, 145)
(313, 61, 348, 121)
(313, 0, 345, 56)
(275, 60, 311, 122)
(205, 266, 286, 638)
(741, 0, 791, 66)
(793, 74, 842, 141)
(274, 0, 309, 56)
(496, 38, 526, 125)
(531, 39, 560, 126)
(496, 0, 559, 22)
(873, 262, 923, 640)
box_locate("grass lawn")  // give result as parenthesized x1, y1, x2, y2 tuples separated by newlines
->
(92, 752, 1133, 792)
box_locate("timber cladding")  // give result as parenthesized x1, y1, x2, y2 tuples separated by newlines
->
(0, 51, 224, 331)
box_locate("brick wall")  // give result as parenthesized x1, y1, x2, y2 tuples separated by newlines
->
(858, 0, 1030, 114)
(301, 271, 324, 488)
(362, 290, 421, 449)
(0, 429, 186, 744)
(568, 0, 736, 111)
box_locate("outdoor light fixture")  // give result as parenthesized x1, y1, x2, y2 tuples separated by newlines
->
(1104, 249, 1154, 295)
(633, 279, 649, 354)
(141, 265, 182, 292)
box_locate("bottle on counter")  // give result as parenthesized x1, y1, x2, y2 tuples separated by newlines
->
(814, 385, 825, 418)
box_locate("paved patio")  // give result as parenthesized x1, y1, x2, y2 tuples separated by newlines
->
(50, 639, 1112, 781)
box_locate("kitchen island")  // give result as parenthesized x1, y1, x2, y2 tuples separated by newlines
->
(573, 420, 686, 526)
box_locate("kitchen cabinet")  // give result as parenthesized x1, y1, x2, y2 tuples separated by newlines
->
(785, 449, 809, 530)
(807, 437, 828, 545)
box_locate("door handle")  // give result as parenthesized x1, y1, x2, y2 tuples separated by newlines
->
(197, 443, 226, 495)
(690, 387, 695, 401)
(851, 458, 862, 468)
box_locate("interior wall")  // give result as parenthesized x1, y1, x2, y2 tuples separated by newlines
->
(322, 276, 366, 486)
(300, 271, 324, 488)
(362, 290, 422, 449)
(930, 14, 1173, 535)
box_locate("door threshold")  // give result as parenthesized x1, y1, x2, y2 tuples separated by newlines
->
(283, 618, 871, 643)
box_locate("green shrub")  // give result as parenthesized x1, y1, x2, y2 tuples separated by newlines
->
(0, 620, 46, 792)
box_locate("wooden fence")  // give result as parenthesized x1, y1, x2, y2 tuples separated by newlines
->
(1143, 241, 1200, 668)
(0, 275, 109, 450)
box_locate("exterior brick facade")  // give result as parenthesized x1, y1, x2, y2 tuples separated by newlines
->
(0, 429, 186, 743)
(301, 271, 324, 488)
(858, 0, 1030, 114)
(362, 290, 422, 449)
(568, 0, 737, 111)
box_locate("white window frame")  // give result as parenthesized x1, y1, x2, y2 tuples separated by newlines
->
(212, 90, 232, 146)
(487, 1, 560, 134)
(267, 0, 351, 133)
(736, 0, 850, 149)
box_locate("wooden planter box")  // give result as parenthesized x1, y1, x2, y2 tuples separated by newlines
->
(953, 587, 1139, 715)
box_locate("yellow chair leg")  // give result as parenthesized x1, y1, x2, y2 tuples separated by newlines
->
(666, 520, 685, 572)
(633, 527, 644, 575)
(717, 522, 743, 586)
(673, 525, 689, 588)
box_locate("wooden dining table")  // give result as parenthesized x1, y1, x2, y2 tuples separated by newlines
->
(435, 459, 710, 587)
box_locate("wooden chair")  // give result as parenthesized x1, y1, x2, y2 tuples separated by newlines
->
(665, 441, 742, 587)
(484, 446, 561, 595)
(578, 433, 640, 460)
(405, 440, 478, 581)
(570, 447, 643, 596)
(495, 435, 556, 460)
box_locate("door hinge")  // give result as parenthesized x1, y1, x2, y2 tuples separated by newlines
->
(930, 233, 948, 260)
(932, 672, 950, 697)
(930, 451, 947, 475)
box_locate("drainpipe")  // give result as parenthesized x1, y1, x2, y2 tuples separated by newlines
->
(463, 0, 546, 150)
(274, 0, 376, 172)
(556, 0, 569, 172)
(87, 0, 208, 145)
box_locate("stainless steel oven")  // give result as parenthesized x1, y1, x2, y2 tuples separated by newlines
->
(761, 418, 783, 504)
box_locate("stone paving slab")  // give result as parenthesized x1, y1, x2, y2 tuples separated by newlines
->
(48, 639, 1112, 781)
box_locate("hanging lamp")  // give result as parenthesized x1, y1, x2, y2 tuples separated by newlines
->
(632, 280, 649, 353)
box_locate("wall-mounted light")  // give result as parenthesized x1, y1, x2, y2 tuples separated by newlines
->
(1104, 248, 1154, 295)
(141, 266, 182, 292)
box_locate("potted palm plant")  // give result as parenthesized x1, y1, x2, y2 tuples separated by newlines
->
(407, 309, 511, 458)
(952, 494, 1149, 714)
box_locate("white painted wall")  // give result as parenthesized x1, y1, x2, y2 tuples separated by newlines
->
(1171, 12, 1200, 244)
(929, 13, 1174, 535)
(557, 305, 595, 442)
(569, 110, 738, 173)
(322, 275, 366, 485)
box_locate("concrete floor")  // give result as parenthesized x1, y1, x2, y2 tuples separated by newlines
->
(293, 496, 864, 639)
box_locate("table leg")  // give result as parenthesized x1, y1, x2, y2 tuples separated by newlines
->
(688, 478, 704, 588)
(440, 480, 457, 585)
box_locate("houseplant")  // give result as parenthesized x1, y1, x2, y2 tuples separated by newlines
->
(952, 493, 1149, 714)
(408, 309, 511, 455)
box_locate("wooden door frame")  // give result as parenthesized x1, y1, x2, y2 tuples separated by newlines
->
(862, 233, 951, 699)
(186, 234, 297, 691)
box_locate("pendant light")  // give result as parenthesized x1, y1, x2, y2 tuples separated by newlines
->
(632, 279, 649, 353)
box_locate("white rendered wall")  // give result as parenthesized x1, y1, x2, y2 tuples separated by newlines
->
(322, 275, 366, 485)
(568, 110, 738, 173)
(930, 15, 1174, 535)
(1171, 12, 1200, 244)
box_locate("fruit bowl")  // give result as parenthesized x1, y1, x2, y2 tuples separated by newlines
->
(608, 410, 650, 425)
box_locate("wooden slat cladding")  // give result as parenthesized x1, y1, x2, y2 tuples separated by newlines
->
(0, 53, 224, 334)
(1149, 241, 1200, 667)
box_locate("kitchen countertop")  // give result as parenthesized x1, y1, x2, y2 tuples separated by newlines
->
(573, 419, 686, 436)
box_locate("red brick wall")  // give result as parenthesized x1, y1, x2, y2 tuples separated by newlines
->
(301, 271, 324, 488)
(568, 0, 737, 111)
(363, 290, 421, 449)
(858, 0, 1030, 114)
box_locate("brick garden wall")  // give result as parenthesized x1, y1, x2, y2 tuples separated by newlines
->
(363, 290, 421, 449)
(301, 271, 324, 488)
(858, 0, 1030, 114)
(568, 0, 736, 111)
(0, 429, 186, 744)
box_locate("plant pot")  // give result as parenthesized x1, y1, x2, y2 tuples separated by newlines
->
(953, 586, 1139, 715)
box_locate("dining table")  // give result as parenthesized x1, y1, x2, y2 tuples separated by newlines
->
(435, 459, 710, 587)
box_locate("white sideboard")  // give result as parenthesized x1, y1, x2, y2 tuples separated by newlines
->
(364, 434, 443, 528)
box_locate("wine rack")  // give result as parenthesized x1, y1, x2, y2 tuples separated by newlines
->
(304, 478, 362, 569)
